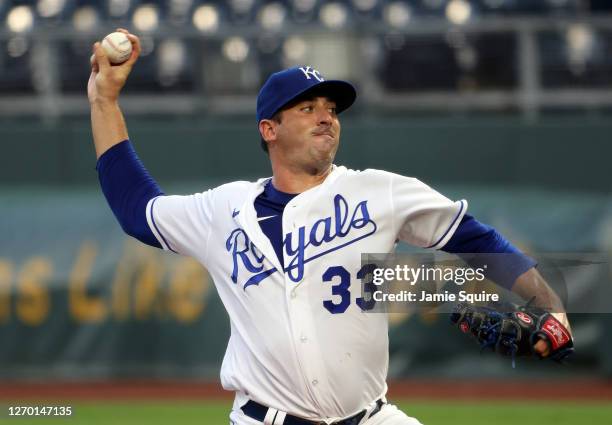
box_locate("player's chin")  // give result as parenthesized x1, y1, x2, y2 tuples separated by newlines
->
(311, 142, 338, 166)
(312, 134, 338, 152)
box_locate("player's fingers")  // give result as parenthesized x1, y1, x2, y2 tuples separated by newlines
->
(124, 33, 141, 67)
(89, 49, 100, 72)
(93, 42, 110, 71)
(533, 338, 551, 357)
(116, 28, 129, 34)
(90, 53, 99, 73)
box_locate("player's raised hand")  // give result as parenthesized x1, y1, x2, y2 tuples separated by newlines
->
(87, 28, 141, 104)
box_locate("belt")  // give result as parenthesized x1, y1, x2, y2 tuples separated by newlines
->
(241, 399, 384, 425)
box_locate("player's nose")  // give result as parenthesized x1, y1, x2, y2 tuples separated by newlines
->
(315, 106, 333, 125)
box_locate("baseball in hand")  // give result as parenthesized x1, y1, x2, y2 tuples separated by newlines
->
(101, 32, 133, 64)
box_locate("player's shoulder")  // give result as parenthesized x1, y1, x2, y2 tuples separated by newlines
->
(213, 180, 256, 193)
(332, 167, 435, 197)
(334, 166, 419, 183)
(208, 179, 261, 201)
(157, 180, 257, 206)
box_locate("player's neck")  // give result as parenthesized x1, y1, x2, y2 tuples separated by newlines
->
(270, 163, 333, 194)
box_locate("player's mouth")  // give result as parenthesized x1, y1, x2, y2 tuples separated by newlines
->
(312, 129, 335, 139)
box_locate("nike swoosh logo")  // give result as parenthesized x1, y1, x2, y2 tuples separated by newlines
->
(257, 215, 277, 222)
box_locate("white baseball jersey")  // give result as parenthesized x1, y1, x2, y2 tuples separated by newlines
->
(146, 165, 467, 421)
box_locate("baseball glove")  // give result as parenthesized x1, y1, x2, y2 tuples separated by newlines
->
(450, 299, 574, 366)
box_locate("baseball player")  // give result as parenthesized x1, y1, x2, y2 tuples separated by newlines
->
(89, 30, 573, 425)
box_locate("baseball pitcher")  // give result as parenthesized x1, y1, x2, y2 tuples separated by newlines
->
(89, 30, 573, 425)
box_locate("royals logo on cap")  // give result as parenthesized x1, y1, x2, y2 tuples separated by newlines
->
(256, 66, 357, 123)
(298, 66, 324, 82)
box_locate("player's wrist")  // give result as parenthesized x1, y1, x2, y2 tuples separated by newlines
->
(90, 95, 120, 108)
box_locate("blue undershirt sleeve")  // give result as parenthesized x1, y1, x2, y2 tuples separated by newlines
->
(442, 214, 537, 289)
(96, 140, 163, 248)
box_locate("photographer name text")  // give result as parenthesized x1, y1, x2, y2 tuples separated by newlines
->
(372, 290, 499, 303)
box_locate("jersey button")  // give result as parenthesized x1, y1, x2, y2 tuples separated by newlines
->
(290, 291, 297, 299)
(312, 379, 318, 386)
(300, 335, 307, 343)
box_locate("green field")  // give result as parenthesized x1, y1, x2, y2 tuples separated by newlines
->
(2, 400, 611, 425)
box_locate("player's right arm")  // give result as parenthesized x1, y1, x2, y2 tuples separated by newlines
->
(88, 29, 165, 248)
(88, 29, 215, 258)
(88, 28, 140, 158)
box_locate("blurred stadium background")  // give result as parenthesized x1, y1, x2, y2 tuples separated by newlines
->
(1, 0, 612, 424)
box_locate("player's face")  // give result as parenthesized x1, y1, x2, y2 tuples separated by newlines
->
(273, 96, 341, 172)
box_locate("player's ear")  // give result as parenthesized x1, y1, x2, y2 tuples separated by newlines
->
(258, 119, 277, 144)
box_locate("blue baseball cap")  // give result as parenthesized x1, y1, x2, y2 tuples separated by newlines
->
(256, 66, 356, 123)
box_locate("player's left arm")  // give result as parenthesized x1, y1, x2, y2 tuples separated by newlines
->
(385, 173, 571, 358)
(442, 214, 572, 357)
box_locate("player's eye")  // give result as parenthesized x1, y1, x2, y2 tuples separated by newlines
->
(301, 105, 314, 112)
(328, 107, 337, 114)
